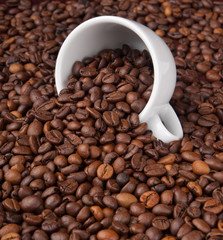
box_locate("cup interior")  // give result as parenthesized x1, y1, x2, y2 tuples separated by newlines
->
(55, 18, 149, 94)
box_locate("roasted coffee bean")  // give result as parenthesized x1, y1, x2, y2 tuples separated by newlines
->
(20, 195, 43, 214)
(181, 231, 203, 240)
(187, 181, 203, 197)
(97, 229, 119, 240)
(103, 111, 119, 127)
(145, 227, 163, 240)
(116, 193, 138, 208)
(192, 160, 210, 175)
(97, 164, 114, 180)
(152, 204, 173, 216)
(203, 198, 223, 214)
(0, 224, 22, 237)
(152, 216, 170, 230)
(45, 130, 63, 145)
(140, 191, 160, 208)
(2, 198, 20, 212)
(144, 164, 167, 177)
(192, 218, 210, 233)
(1, 232, 21, 240)
(131, 153, 147, 171)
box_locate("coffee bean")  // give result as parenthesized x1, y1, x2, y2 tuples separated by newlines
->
(192, 218, 210, 233)
(97, 229, 119, 240)
(186, 206, 201, 218)
(192, 160, 210, 175)
(144, 164, 167, 177)
(0, 224, 22, 237)
(206, 69, 221, 82)
(145, 227, 163, 240)
(59, 178, 78, 195)
(181, 151, 201, 162)
(4, 169, 21, 185)
(140, 191, 160, 208)
(45, 130, 63, 145)
(95, 163, 113, 180)
(2, 198, 20, 212)
(1, 232, 21, 240)
(131, 153, 147, 171)
(20, 195, 43, 214)
(103, 111, 119, 127)
(152, 216, 170, 230)
(203, 198, 223, 214)
(104, 90, 124, 103)
(51, 232, 69, 240)
(23, 213, 42, 226)
(187, 181, 203, 197)
(116, 193, 138, 208)
(80, 67, 98, 77)
(181, 231, 203, 240)
(177, 223, 193, 239)
(152, 204, 173, 216)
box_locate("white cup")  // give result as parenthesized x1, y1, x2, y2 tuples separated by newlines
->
(55, 16, 183, 143)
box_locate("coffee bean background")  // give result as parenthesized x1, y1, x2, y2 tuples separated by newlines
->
(0, 0, 223, 240)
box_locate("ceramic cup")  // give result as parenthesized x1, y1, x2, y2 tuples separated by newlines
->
(55, 16, 183, 143)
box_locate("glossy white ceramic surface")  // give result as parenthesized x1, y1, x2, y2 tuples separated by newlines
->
(55, 16, 183, 143)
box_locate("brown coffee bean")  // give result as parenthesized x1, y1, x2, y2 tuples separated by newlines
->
(203, 198, 223, 214)
(181, 231, 203, 240)
(51, 232, 69, 240)
(4, 169, 21, 185)
(0, 224, 22, 237)
(103, 111, 120, 127)
(152, 216, 170, 230)
(9, 63, 24, 74)
(97, 164, 114, 180)
(131, 99, 146, 113)
(206, 69, 221, 82)
(105, 91, 126, 103)
(1, 232, 21, 240)
(187, 181, 203, 197)
(20, 195, 43, 213)
(116, 193, 138, 208)
(192, 218, 210, 233)
(2, 198, 20, 212)
(23, 213, 42, 226)
(90, 206, 104, 221)
(129, 203, 146, 217)
(192, 160, 210, 175)
(152, 204, 173, 216)
(140, 191, 160, 208)
(181, 151, 201, 162)
(12, 146, 32, 155)
(80, 67, 98, 77)
(77, 144, 90, 158)
(45, 130, 63, 145)
(144, 164, 167, 177)
(186, 206, 201, 218)
(27, 121, 43, 136)
(59, 178, 78, 195)
(97, 229, 119, 240)
(145, 226, 163, 240)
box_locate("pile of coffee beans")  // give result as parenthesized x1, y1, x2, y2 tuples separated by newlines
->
(0, 0, 223, 240)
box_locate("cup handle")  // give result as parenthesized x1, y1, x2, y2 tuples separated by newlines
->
(142, 104, 183, 143)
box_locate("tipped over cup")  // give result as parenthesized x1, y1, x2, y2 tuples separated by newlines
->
(55, 16, 183, 143)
